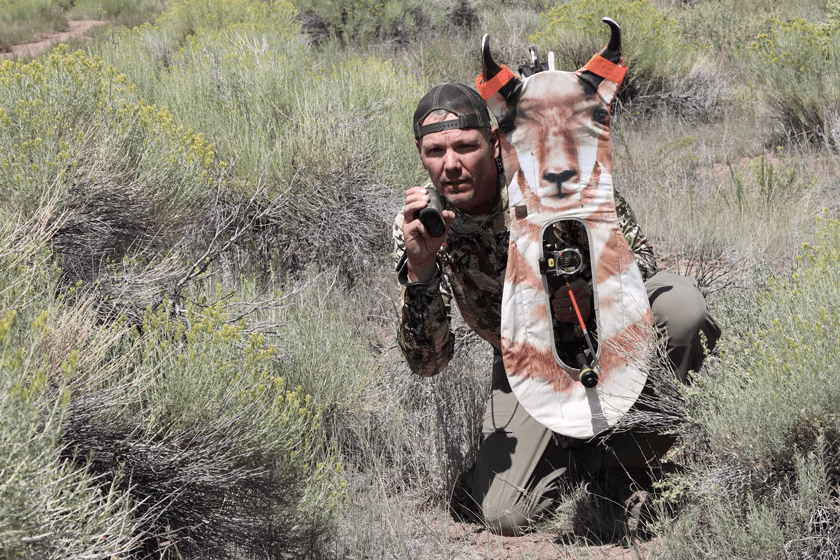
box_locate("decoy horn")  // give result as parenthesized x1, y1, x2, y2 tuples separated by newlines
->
(601, 17, 622, 63)
(481, 34, 522, 103)
(481, 34, 503, 82)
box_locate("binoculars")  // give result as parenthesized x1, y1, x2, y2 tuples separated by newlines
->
(418, 187, 446, 238)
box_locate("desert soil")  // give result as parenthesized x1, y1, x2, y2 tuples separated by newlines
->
(1, 19, 106, 60)
(438, 516, 660, 559)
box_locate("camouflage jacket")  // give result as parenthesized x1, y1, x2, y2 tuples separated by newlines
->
(393, 179, 657, 378)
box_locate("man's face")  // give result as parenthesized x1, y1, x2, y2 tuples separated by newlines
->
(416, 112, 499, 215)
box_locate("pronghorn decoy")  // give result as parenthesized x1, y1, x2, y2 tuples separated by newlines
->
(476, 18, 655, 439)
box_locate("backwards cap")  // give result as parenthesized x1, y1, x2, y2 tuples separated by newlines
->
(413, 83, 492, 139)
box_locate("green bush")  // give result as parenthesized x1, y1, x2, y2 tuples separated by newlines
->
(292, 0, 444, 47)
(276, 53, 426, 191)
(676, 0, 830, 56)
(529, 0, 695, 99)
(146, 26, 309, 180)
(264, 54, 425, 277)
(0, 313, 142, 559)
(689, 214, 840, 466)
(71, 0, 162, 20)
(0, 219, 344, 557)
(659, 215, 840, 559)
(676, 0, 765, 57)
(0, 46, 218, 222)
(95, 0, 301, 88)
(69, 297, 344, 557)
(527, 0, 727, 123)
(0, 224, 143, 560)
(747, 18, 840, 145)
(661, 436, 840, 560)
(95, 12, 425, 278)
(155, 0, 299, 38)
(384, 1, 542, 88)
(141, 2, 424, 189)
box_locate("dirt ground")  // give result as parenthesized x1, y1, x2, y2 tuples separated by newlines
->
(437, 515, 661, 560)
(1, 19, 105, 60)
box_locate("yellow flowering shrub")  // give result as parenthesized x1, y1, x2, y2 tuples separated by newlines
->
(124, 298, 337, 480)
(0, 237, 69, 402)
(123, 297, 346, 543)
(687, 214, 840, 466)
(0, 215, 343, 555)
(0, 231, 144, 558)
(0, 45, 219, 218)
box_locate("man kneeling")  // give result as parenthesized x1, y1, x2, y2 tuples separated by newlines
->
(393, 83, 720, 534)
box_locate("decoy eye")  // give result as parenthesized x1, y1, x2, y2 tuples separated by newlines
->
(593, 108, 608, 123)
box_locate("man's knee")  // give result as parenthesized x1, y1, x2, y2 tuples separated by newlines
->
(470, 466, 532, 534)
(478, 502, 531, 535)
(646, 272, 720, 379)
(471, 458, 563, 535)
(648, 273, 708, 335)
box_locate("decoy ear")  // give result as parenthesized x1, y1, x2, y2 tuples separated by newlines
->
(477, 34, 522, 105)
(576, 17, 627, 104)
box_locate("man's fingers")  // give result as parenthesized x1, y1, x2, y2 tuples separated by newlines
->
(403, 191, 430, 223)
(404, 185, 428, 198)
(404, 214, 428, 238)
(441, 210, 456, 234)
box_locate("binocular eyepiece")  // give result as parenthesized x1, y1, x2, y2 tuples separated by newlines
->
(418, 187, 446, 238)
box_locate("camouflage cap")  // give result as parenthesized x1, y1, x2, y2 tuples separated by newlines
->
(413, 83, 492, 139)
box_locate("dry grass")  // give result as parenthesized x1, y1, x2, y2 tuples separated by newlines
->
(612, 106, 835, 290)
(0, 18, 64, 52)
(0, 0, 163, 55)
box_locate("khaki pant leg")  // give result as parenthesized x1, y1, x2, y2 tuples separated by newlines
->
(645, 271, 721, 382)
(471, 355, 569, 534)
(471, 273, 722, 526)
(601, 273, 721, 470)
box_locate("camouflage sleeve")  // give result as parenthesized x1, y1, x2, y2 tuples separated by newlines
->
(393, 211, 455, 377)
(614, 189, 659, 281)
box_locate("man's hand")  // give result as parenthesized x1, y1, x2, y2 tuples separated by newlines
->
(552, 278, 592, 324)
(402, 186, 456, 283)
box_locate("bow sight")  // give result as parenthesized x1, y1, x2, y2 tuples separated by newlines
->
(541, 245, 584, 276)
(539, 223, 600, 389)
